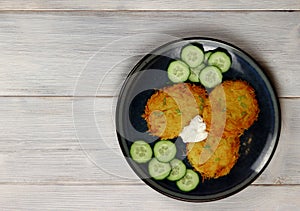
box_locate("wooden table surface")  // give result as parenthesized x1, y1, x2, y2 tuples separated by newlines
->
(0, 1, 300, 210)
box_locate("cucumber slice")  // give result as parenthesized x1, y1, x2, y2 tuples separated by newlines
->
(199, 66, 223, 88)
(176, 169, 199, 192)
(181, 45, 204, 68)
(153, 140, 176, 163)
(130, 140, 153, 163)
(167, 159, 187, 181)
(148, 158, 171, 180)
(204, 51, 212, 64)
(167, 60, 190, 83)
(208, 51, 232, 73)
(189, 63, 205, 82)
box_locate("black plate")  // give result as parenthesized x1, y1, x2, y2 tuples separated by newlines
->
(115, 37, 281, 202)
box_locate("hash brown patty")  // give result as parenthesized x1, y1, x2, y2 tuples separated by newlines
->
(203, 80, 259, 137)
(143, 83, 207, 139)
(186, 135, 240, 179)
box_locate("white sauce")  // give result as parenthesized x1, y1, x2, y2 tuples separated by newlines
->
(179, 115, 208, 143)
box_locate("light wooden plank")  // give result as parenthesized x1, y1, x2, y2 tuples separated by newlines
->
(0, 0, 299, 10)
(0, 97, 298, 184)
(0, 184, 298, 210)
(0, 12, 299, 97)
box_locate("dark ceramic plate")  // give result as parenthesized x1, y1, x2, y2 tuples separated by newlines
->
(115, 38, 281, 202)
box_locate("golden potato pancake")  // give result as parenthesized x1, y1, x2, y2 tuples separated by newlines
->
(203, 80, 259, 137)
(186, 135, 240, 179)
(143, 83, 207, 139)
(144, 80, 259, 180)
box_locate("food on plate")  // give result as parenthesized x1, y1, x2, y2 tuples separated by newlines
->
(180, 44, 204, 68)
(129, 139, 190, 184)
(141, 79, 259, 181)
(199, 66, 223, 88)
(204, 51, 213, 64)
(167, 44, 232, 89)
(129, 139, 193, 189)
(208, 51, 232, 73)
(130, 140, 153, 163)
(179, 115, 208, 143)
(148, 157, 171, 180)
(176, 169, 200, 192)
(189, 63, 205, 82)
(143, 83, 207, 139)
(132, 42, 259, 189)
(167, 60, 190, 83)
(153, 140, 177, 163)
(186, 80, 259, 179)
(203, 80, 260, 137)
(186, 135, 240, 179)
(167, 158, 187, 181)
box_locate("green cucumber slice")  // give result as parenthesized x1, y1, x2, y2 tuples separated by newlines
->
(176, 169, 200, 192)
(130, 140, 153, 163)
(189, 63, 206, 82)
(167, 159, 187, 181)
(204, 51, 213, 64)
(167, 60, 190, 83)
(199, 66, 223, 88)
(153, 140, 176, 163)
(208, 51, 232, 73)
(148, 158, 171, 180)
(181, 45, 204, 68)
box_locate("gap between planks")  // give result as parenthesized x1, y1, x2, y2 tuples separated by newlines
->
(0, 9, 298, 13)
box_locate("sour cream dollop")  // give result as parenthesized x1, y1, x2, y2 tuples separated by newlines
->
(179, 115, 208, 143)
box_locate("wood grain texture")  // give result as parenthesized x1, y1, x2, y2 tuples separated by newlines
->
(0, 12, 299, 97)
(0, 0, 299, 10)
(0, 7, 299, 209)
(0, 97, 298, 185)
(0, 185, 298, 210)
